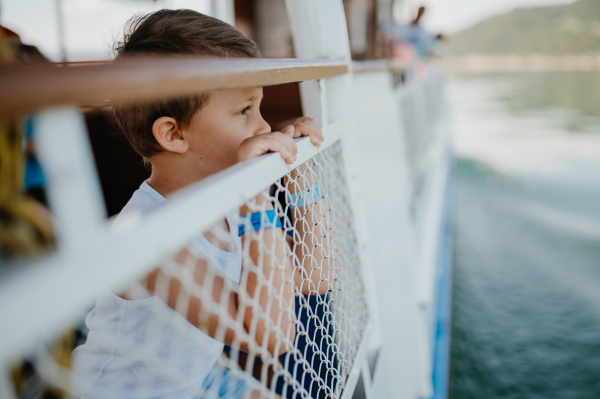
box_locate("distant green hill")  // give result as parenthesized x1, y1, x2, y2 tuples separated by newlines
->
(449, 0, 600, 55)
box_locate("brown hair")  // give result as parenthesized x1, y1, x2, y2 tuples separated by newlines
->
(113, 9, 261, 162)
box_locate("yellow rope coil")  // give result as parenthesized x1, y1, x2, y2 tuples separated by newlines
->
(0, 32, 55, 259)
(0, 118, 56, 258)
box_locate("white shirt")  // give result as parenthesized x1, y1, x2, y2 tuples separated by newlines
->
(71, 181, 242, 399)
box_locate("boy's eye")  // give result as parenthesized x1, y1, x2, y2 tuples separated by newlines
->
(239, 105, 252, 116)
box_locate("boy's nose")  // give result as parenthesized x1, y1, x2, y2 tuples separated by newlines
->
(255, 116, 271, 136)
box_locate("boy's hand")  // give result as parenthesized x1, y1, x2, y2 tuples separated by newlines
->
(238, 118, 323, 165)
(238, 132, 298, 164)
(281, 117, 324, 147)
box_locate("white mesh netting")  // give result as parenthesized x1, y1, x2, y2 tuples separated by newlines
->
(11, 142, 370, 399)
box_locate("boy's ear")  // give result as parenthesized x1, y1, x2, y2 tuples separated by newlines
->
(152, 117, 188, 154)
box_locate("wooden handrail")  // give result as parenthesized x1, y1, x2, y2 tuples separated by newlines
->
(0, 57, 347, 114)
(352, 59, 410, 74)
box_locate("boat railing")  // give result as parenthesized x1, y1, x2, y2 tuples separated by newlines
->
(0, 54, 371, 399)
(354, 59, 448, 194)
(0, 16, 449, 399)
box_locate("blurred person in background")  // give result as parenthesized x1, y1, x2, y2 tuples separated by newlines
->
(383, 6, 441, 62)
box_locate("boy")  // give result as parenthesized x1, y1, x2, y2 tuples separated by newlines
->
(72, 9, 333, 399)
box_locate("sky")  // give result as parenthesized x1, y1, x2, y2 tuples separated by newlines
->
(401, 0, 575, 34)
(0, 0, 575, 60)
(0, 0, 211, 60)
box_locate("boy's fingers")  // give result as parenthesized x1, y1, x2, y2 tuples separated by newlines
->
(277, 146, 296, 164)
(272, 132, 296, 152)
(281, 125, 295, 137)
(270, 133, 297, 163)
(304, 124, 324, 146)
(283, 136, 298, 161)
(311, 126, 324, 146)
(293, 119, 324, 146)
(284, 135, 298, 163)
(279, 149, 294, 164)
(238, 132, 298, 162)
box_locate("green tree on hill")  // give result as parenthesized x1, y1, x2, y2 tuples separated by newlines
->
(449, 0, 600, 56)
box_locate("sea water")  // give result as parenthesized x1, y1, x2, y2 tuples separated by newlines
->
(448, 71, 600, 398)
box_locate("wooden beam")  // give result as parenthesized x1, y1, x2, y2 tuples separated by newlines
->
(0, 57, 347, 114)
(352, 59, 409, 74)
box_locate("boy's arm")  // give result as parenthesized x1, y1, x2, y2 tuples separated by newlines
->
(141, 243, 294, 357)
(239, 198, 296, 358)
(285, 161, 335, 296)
(277, 118, 334, 296)
(141, 249, 255, 353)
(238, 130, 300, 356)
(239, 119, 334, 296)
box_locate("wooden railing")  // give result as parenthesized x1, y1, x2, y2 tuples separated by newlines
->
(352, 59, 409, 74)
(0, 57, 348, 113)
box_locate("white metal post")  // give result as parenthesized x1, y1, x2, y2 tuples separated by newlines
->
(285, 0, 367, 250)
(211, 0, 235, 25)
(54, 0, 67, 61)
(285, 1, 375, 398)
(0, 107, 106, 399)
(349, 0, 369, 56)
(34, 107, 106, 253)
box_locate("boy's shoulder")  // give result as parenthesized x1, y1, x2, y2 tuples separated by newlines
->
(112, 181, 166, 229)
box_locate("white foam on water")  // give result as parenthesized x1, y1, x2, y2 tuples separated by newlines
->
(449, 73, 600, 181)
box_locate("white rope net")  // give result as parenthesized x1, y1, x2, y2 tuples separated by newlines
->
(12, 142, 369, 399)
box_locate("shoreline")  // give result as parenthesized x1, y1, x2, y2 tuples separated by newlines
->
(447, 54, 600, 73)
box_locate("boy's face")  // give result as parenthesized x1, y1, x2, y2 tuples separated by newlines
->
(184, 87, 270, 176)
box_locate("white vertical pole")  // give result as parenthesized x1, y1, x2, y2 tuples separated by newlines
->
(34, 107, 106, 253)
(285, 0, 364, 223)
(318, 79, 329, 127)
(54, 0, 67, 61)
(285, 0, 369, 280)
(377, 0, 394, 27)
(285, 1, 374, 398)
(211, 0, 235, 25)
(349, 0, 369, 56)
